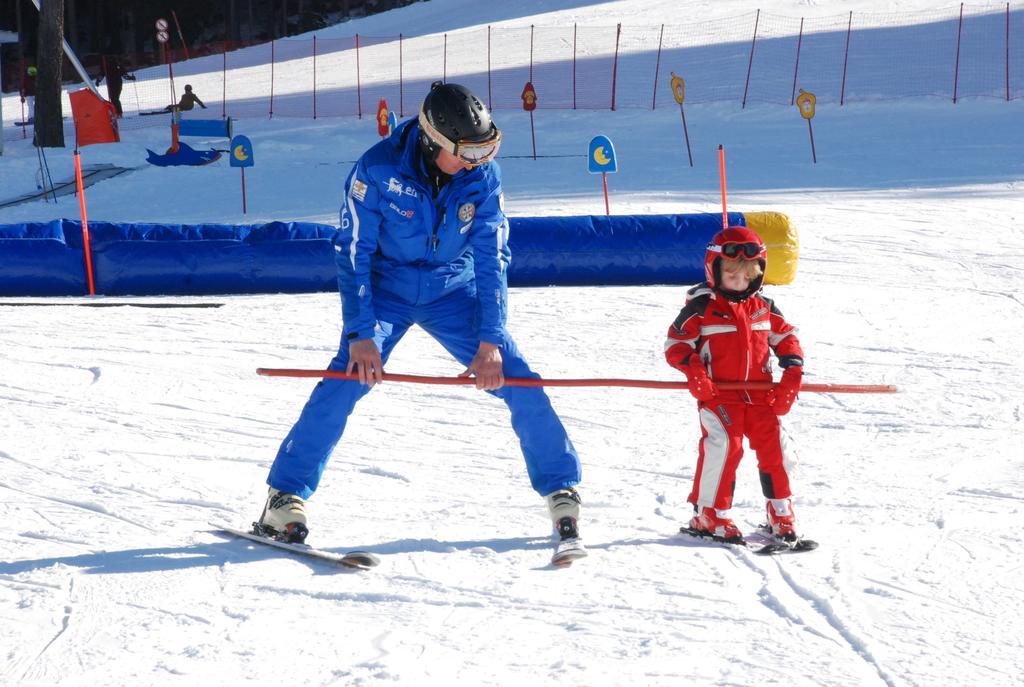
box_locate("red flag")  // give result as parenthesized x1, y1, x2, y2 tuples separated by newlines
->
(69, 88, 119, 147)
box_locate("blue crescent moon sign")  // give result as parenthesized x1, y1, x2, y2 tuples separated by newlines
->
(230, 135, 254, 168)
(588, 135, 617, 174)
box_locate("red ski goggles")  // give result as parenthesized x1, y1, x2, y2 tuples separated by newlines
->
(709, 241, 766, 260)
(418, 109, 502, 166)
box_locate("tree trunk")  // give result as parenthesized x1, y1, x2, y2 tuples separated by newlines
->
(35, 0, 66, 148)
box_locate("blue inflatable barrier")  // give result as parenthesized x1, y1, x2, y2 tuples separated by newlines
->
(509, 213, 744, 286)
(0, 212, 797, 297)
(178, 117, 233, 139)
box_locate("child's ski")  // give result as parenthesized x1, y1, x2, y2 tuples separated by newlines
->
(679, 526, 817, 555)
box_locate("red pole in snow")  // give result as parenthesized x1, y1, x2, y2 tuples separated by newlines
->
(172, 10, 190, 60)
(313, 36, 317, 119)
(487, 26, 492, 109)
(791, 18, 804, 106)
(679, 104, 693, 167)
(269, 39, 275, 118)
(356, 34, 363, 118)
(601, 171, 610, 215)
(573, 23, 578, 110)
(529, 111, 537, 160)
(529, 24, 534, 82)
(168, 60, 178, 110)
(807, 119, 817, 164)
(953, 3, 964, 103)
(400, 33, 405, 116)
(443, 33, 447, 83)
(611, 24, 621, 110)
(718, 145, 729, 228)
(652, 23, 664, 109)
(741, 8, 760, 108)
(840, 11, 852, 106)
(221, 41, 226, 119)
(256, 368, 900, 394)
(74, 151, 96, 296)
(1007, 3, 1012, 101)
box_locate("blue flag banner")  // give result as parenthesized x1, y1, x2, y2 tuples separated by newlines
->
(230, 135, 254, 168)
(588, 135, 617, 174)
(388, 111, 399, 134)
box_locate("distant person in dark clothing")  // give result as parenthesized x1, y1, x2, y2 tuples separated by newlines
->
(20, 65, 37, 124)
(164, 84, 207, 113)
(96, 57, 136, 116)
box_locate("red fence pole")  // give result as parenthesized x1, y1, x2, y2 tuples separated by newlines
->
(573, 23, 581, 109)
(528, 24, 536, 81)
(269, 39, 275, 118)
(652, 23, 664, 110)
(19, 57, 26, 138)
(221, 40, 227, 119)
(443, 33, 448, 82)
(840, 11, 853, 106)
(400, 33, 405, 116)
(1007, 3, 1011, 101)
(356, 34, 363, 118)
(313, 36, 317, 119)
(611, 23, 621, 110)
(953, 2, 964, 103)
(741, 8, 760, 108)
(487, 26, 492, 109)
(73, 152, 96, 296)
(791, 17, 804, 105)
(172, 10, 190, 60)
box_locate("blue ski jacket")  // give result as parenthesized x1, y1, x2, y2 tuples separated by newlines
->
(335, 118, 511, 345)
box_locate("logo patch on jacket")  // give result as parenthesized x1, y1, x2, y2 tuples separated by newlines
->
(386, 177, 418, 198)
(388, 201, 414, 218)
(458, 202, 476, 223)
(350, 178, 368, 202)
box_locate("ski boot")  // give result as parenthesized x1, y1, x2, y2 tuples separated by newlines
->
(254, 487, 309, 544)
(684, 506, 744, 544)
(547, 488, 587, 566)
(765, 498, 798, 543)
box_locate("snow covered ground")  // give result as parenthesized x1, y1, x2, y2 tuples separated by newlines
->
(2, 1, 1024, 685)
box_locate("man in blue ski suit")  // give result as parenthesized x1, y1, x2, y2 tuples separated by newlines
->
(256, 82, 584, 549)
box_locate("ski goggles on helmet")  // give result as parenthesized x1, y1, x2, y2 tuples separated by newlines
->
(709, 241, 767, 260)
(418, 109, 502, 166)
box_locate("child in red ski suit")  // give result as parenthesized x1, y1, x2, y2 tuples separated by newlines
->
(664, 226, 805, 543)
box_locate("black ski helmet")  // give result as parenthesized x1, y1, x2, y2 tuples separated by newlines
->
(418, 81, 498, 163)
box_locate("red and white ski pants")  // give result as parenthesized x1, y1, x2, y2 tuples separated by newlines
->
(688, 400, 795, 511)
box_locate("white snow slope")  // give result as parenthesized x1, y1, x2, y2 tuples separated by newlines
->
(1, 1, 1023, 686)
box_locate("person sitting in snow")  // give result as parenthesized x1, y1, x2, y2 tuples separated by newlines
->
(664, 226, 806, 545)
(163, 84, 207, 113)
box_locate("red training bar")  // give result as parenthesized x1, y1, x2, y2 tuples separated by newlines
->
(256, 369, 897, 394)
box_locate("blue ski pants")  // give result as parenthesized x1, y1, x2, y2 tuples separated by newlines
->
(267, 286, 582, 499)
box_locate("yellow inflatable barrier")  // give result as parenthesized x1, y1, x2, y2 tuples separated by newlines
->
(744, 211, 799, 285)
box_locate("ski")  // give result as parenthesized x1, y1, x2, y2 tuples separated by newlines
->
(551, 537, 588, 567)
(678, 526, 817, 555)
(214, 524, 380, 570)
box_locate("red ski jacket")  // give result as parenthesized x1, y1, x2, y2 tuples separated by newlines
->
(665, 283, 804, 400)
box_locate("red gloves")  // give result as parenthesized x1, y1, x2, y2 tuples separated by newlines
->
(686, 359, 719, 403)
(771, 367, 803, 416)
